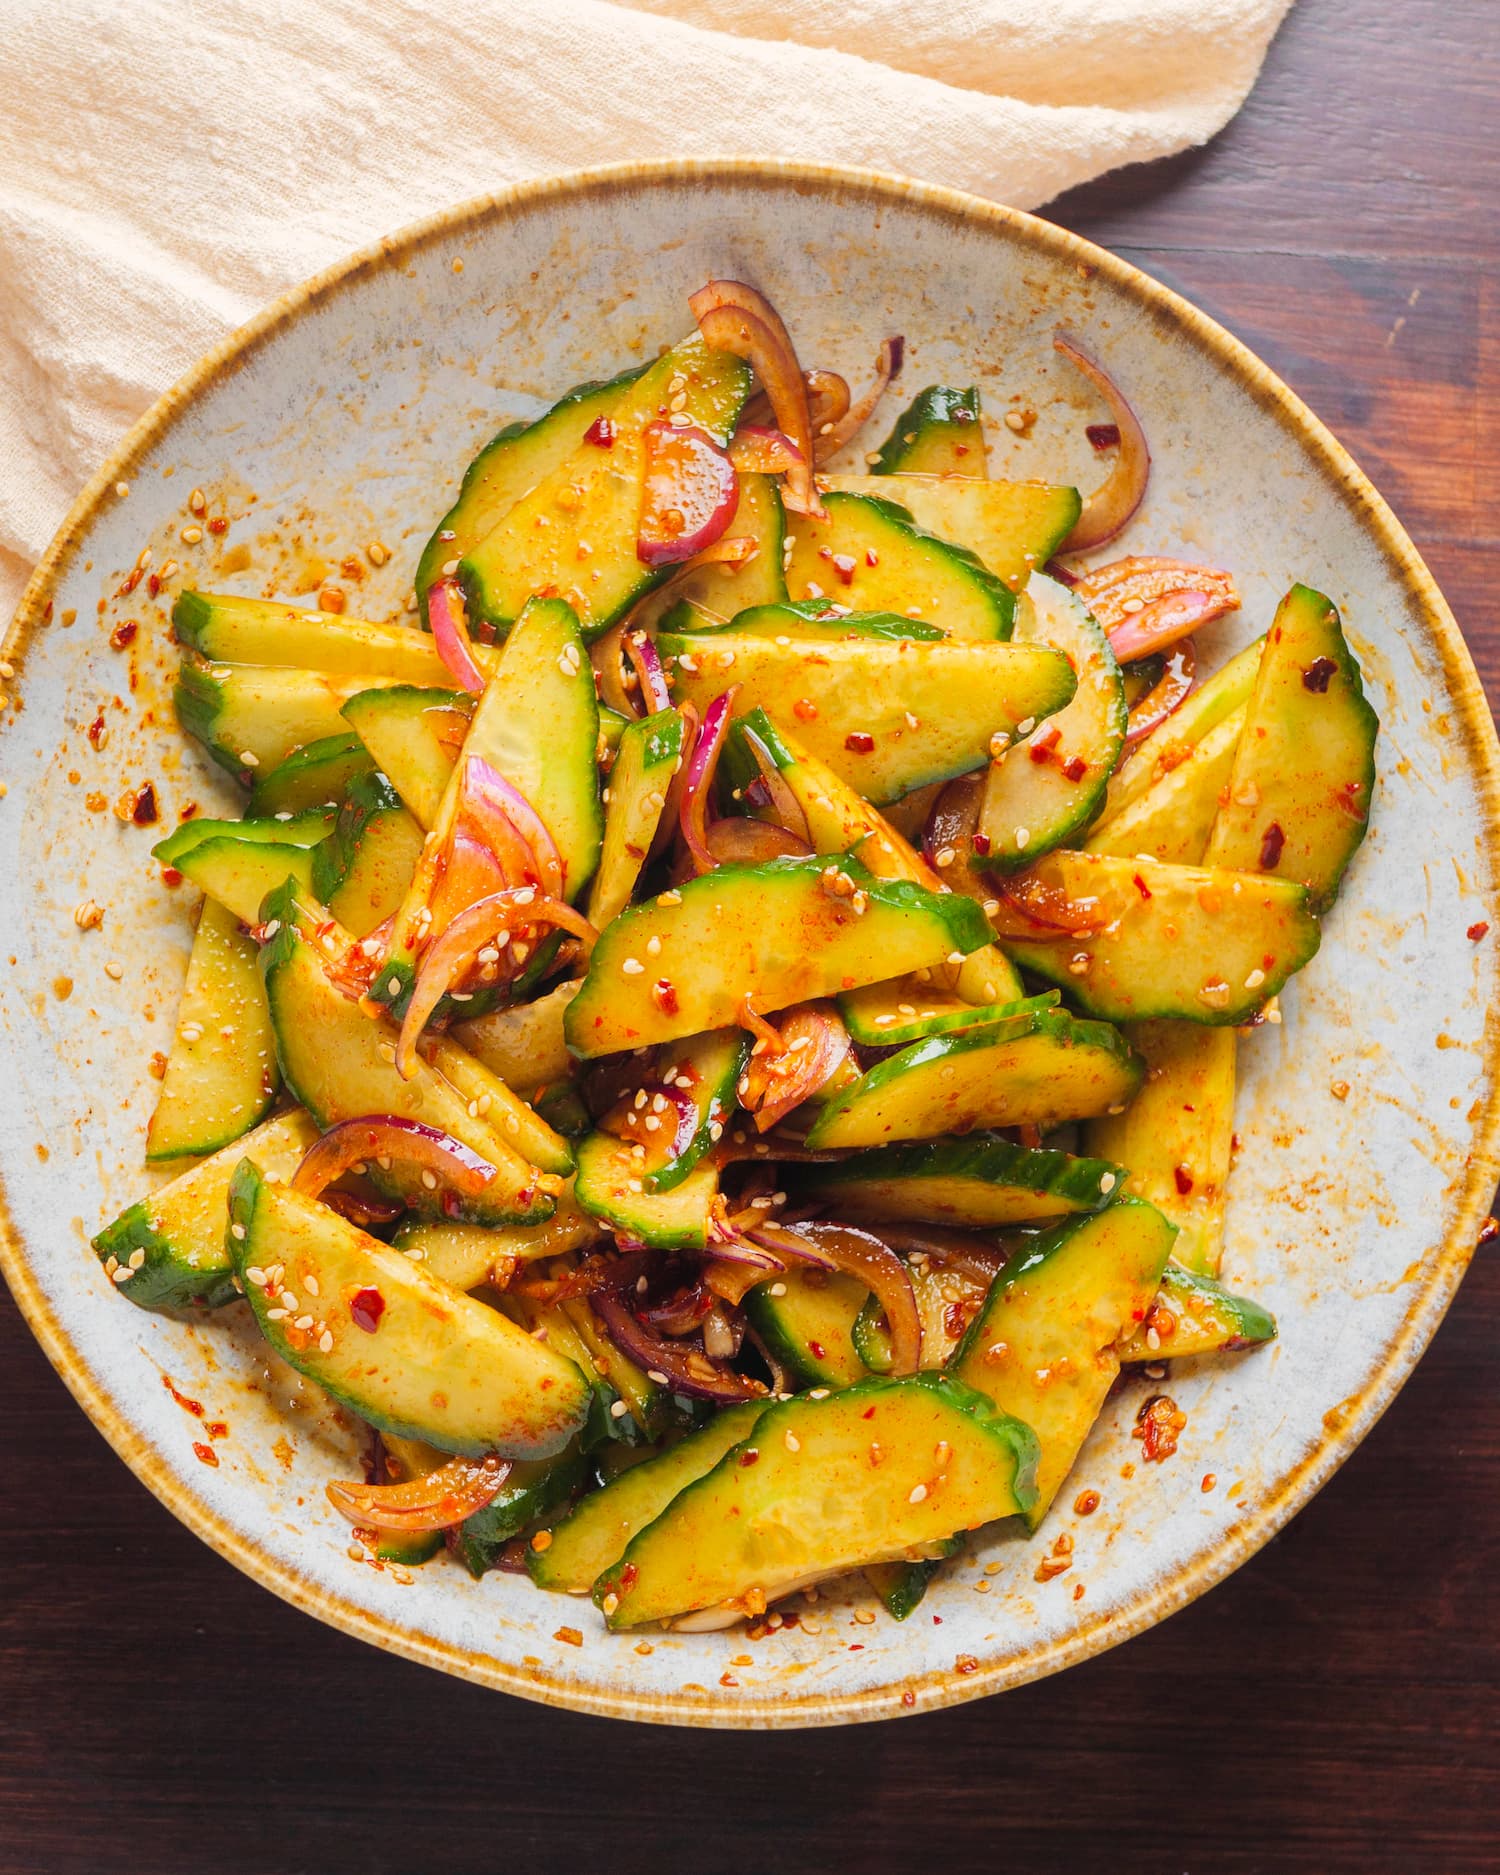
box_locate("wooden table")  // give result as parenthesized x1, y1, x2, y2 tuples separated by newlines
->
(3, 4, 1495, 1869)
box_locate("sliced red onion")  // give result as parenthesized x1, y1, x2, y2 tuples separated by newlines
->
(737, 996, 784, 1053)
(739, 1001, 853, 1134)
(648, 699, 698, 866)
(690, 281, 825, 520)
(624, 631, 672, 715)
(1125, 639, 1197, 747)
(1053, 332, 1151, 552)
(1074, 556, 1239, 663)
(638, 1279, 714, 1336)
(923, 771, 984, 875)
(294, 1115, 500, 1204)
(327, 1453, 510, 1532)
(591, 1288, 767, 1403)
(677, 535, 759, 571)
(704, 818, 812, 866)
(591, 623, 640, 721)
(805, 370, 852, 431)
(599, 1079, 698, 1179)
(679, 686, 738, 875)
(426, 577, 487, 696)
(859, 1223, 1008, 1289)
(748, 1220, 922, 1374)
(318, 1187, 405, 1228)
(638, 421, 739, 569)
(728, 426, 808, 478)
(988, 872, 1103, 941)
(812, 337, 905, 465)
(460, 757, 565, 900)
(736, 719, 811, 844)
(422, 830, 508, 938)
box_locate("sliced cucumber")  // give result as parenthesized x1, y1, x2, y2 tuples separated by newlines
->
(248, 731, 376, 816)
(871, 386, 987, 477)
(571, 1129, 718, 1250)
(821, 475, 1081, 595)
(452, 981, 580, 1097)
(594, 1373, 1040, 1628)
(564, 854, 989, 1059)
(951, 1198, 1177, 1525)
(496, 1290, 622, 1451)
(704, 601, 945, 644)
(451, 1446, 591, 1577)
(865, 1550, 957, 1620)
(743, 1266, 870, 1388)
(1084, 1019, 1237, 1275)
(1204, 584, 1378, 910)
(261, 887, 563, 1225)
(799, 1134, 1127, 1229)
(146, 900, 278, 1161)
(1001, 850, 1321, 1026)
(93, 1108, 318, 1312)
(1095, 635, 1264, 826)
(561, 1296, 673, 1443)
(311, 772, 425, 939)
(416, 367, 643, 624)
(1118, 1261, 1276, 1362)
(974, 574, 1126, 871)
(837, 981, 1054, 1046)
(854, 1254, 989, 1372)
(628, 471, 787, 631)
(154, 808, 334, 870)
(340, 685, 472, 830)
(171, 835, 320, 926)
(646, 1029, 748, 1192)
(458, 335, 751, 640)
(528, 1402, 769, 1595)
(393, 1190, 602, 1290)
(173, 590, 501, 685)
(1085, 704, 1245, 865)
(657, 628, 1076, 805)
(227, 1162, 590, 1458)
(804, 1007, 1144, 1149)
(586, 707, 685, 931)
(175, 652, 388, 779)
(784, 490, 1013, 638)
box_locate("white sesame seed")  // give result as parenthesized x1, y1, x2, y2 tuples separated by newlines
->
(266, 1307, 288, 1321)
(128, 1248, 146, 1269)
(421, 1169, 438, 1190)
(1244, 968, 1266, 990)
(1099, 1172, 1117, 1193)
(610, 1399, 630, 1419)
(647, 1370, 669, 1386)
(230, 1222, 247, 1241)
(318, 1329, 334, 1352)
(769, 1281, 787, 1297)
(784, 1430, 801, 1453)
(909, 1483, 929, 1503)
(1015, 827, 1031, 849)
(238, 750, 259, 768)
(646, 934, 662, 956)
(622, 957, 645, 975)
(1016, 717, 1036, 735)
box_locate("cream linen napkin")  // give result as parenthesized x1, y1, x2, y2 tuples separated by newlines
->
(0, 0, 1293, 616)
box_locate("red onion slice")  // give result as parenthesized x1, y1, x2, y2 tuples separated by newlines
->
(812, 337, 905, 464)
(704, 818, 812, 866)
(690, 281, 825, 520)
(739, 1001, 853, 1134)
(648, 699, 699, 865)
(1125, 638, 1197, 748)
(1074, 556, 1239, 664)
(860, 1223, 1008, 1289)
(987, 873, 1102, 940)
(591, 1288, 767, 1403)
(637, 421, 739, 569)
(728, 426, 807, 477)
(459, 757, 565, 900)
(599, 1079, 698, 1179)
(748, 1219, 922, 1374)
(426, 577, 487, 696)
(736, 719, 811, 844)
(624, 631, 673, 715)
(592, 623, 640, 721)
(327, 1453, 510, 1532)
(805, 370, 852, 431)
(679, 686, 738, 875)
(294, 1115, 500, 1204)
(422, 830, 508, 938)
(1053, 332, 1151, 552)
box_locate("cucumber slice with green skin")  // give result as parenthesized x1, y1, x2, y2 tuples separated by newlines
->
(562, 1296, 673, 1443)
(1118, 1260, 1276, 1363)
(310, 772, 425, 940)
(594, 1372, 1040, 1629)
(950, 1197, 1178, 1526)
(837, 982, 1056, 1047)
(805, 1007, 1144, 1149)
(853, 1254, 989, 1372)
(340, 686, 472, 830)
(452, 1446, 592, 1577)
(496, 1291, 622, 1451)
(571, 1129, 719, 1250)
(974, 574, 1126, 873)
(1095, 636, 1264, 827)
(870, 386, 987, 477)
(628, 472, 787, 632)
(172, 590, 501, 685)
(227, 1162, 590, 1458)
(93, 1108, 318, 1311)
(172, 836, 320, 925)
(458, 336, 752, 641)
(154, 808, 334, 870)
(176, 652, 389, 781)
(783, 491, 1014, 639)
(1203, 584, 1378, 911)
(146, 900, 279, 1161)
(528, 1402, 769, 1595)
(799, 1133, 1128, 1229)
(645, 1028, 749, 1192)
(371, 597, 601, 1018)
(821, 475, 1081, 596)
(1001, 850, 1321, 1026)
(865, 1551, 956, 1620)
(261, 886, 566, 1222)
(585, 707, 685, 932)
(416, 367, 645, 626)
(393, 1190, 602, 1290)
(1084, 1020, 1236, 1275)
(658, 629, 1076, 806)
(732, 707, 1024, 1009)
(700, 601, 946, 644)
(743, 1266, 871, 1388)
(1085, 704, 1246, 865)
(564, 853, 990, 1059)
(452, 981, 580, 1097)
(248, 732, 376, 817)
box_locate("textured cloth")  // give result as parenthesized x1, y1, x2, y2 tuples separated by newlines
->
(0, 0, 1293, 616)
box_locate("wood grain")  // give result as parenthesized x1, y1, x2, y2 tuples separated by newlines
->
(3, 3, 1497, 1869)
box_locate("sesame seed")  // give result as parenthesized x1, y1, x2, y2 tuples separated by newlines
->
(769, 1282, 787, 1297)
(622, 957, 645, 975)
(294, 1314, 314, 1331)
(73, 898, 105, 930)
(934, 846, 957, 867)
(647, 1370, 669, 1386)
(610, 1399, 629, 1418)
(1016, 718, 1036, 736)
(909, 1483, 928, 1503)
(946, 950, 965, 966)
(1099, 1171, 1117, 1192)
(378, 1042, 396, 1063)
(115, 481, 129, 498)
(784, 1430, 801, 1452)
(230, 1222, 248, 1241)
(104, 961, 123, 981)
(318, 1329, 334, 1353)
(627, 1179, 643, 1194)
(646, 934, 662, 955)
(1244, 968, 1266, 990)
(421, 1169, 438, 1189)
(181, 525, 203, 544)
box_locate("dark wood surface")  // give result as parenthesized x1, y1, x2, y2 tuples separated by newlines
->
(4, 4, 1496, 1870)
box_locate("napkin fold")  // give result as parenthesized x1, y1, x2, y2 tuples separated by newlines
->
(0, 0, 1293, 615)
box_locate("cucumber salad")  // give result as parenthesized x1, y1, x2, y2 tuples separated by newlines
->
(96, 279, 1378, 1633)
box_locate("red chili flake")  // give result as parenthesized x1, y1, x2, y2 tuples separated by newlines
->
(1074, 1489, 1101, 1516)
(1467, 921, 1489, 942)
(832, 554, 858, 586)
(584, 416, 616, 448)
(178, 801, 198, 821)
(109, 619, 138, 651)
(620, 1563, 638, 1591)
(1028, 725, 1061, 765)
(160, 866, 183, 888)
(350, 1287, 385, 1333)
(844, 731, 875, 753)
(971, 831, 992, 856)
(943, 1301, 971, 1339)
(1478, 1217, 1499, 1247)
(738, 1448, 760, 1466)
(1132, 872, 1152, 900)
(162, 1374, 204, 1416)
(955, 1654, 979, 1675)
(743, 777, 773, 809)
(192, 1442, 219, 1467)
(793, 698, 819, 722)
(865, 548, 880, 568)
(1063, 755, 1088, 783)
(902, 1690, 917, 1708)
(807, 1340, 827, 1361)
(206, 516, 229, 535)
(1302, 656, 1337, 693)
(652, 978, 679, 1016)
(1086, 423, 1121, 451)
(1133, 1393, 1187, 1463)
(131, 781, 159, 826)
(86, 711, 108, 749)
(1259, 821, 1286, 870)
(862, 1406, 876, 1420)
(206, 1421, 228, 1440)
(1173, 1164, 1195, 1195)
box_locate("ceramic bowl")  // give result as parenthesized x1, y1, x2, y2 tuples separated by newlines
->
(3, 161, 1496, 1727)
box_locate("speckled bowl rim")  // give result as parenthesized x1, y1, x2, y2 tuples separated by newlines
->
(3, 158, 1498, 1728)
